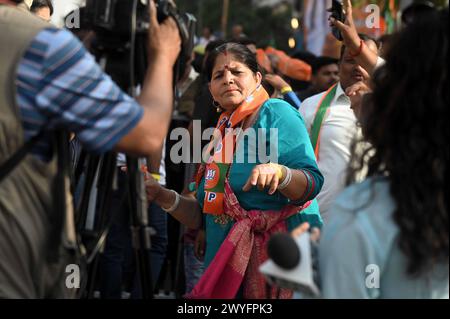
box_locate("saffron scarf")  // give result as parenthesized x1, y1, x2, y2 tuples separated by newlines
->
(199, 85, 269, 215)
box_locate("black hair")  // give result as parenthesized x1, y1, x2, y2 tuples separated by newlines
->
(340, 33, 379, 60)
(205, 39, 227, 55)
(236, 37, 257, 47)
(204, 42, 260, 82)
(402, 0, 436, 26)
(291, 50, 317, 67)
(378, 33, 392, 44)
(30, 0, 53, 16)
(312, 56, 339, 75)
(348, 8, 449, 277)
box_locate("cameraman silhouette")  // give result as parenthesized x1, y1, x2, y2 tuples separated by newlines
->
(0, 0, 180, 298)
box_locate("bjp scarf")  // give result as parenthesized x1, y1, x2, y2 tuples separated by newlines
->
(197, 85, 269, 215)
(187, 179, 302, 299)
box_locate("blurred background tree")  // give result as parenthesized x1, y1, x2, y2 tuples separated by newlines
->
(176, 0, 295, 51)
(176, 0, 449, 53)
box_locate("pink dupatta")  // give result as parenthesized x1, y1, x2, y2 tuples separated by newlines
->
(186, 179, 310, 299)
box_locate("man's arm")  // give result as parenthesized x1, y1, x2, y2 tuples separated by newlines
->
(330, 0, 379, 75)
(114, 1, 181, 157)
(20, 1, 180, 158)
(265, 74, 302, 109)
(146, 140, 164, 176)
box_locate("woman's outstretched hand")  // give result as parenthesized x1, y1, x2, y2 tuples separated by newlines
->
(242, 163, 285, 195)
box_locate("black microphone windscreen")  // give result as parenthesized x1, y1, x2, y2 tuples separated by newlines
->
(267, 233, 301, 270)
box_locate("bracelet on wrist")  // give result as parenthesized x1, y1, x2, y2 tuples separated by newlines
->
(277, 166, 292, 190)
(162, 189, 180, 213)
(150, 173, 161, 182)
(268, 162, 284, 180)
(280, 86, 293, 94)
(349, 39, 364, 58)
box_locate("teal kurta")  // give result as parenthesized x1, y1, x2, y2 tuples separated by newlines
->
(196, 98, 324, 268)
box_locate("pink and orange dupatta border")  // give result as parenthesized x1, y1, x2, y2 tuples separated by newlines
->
(186, 179, 311, 299)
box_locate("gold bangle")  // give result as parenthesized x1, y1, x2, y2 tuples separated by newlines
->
(280, 86, 293, 94)
(277, 166, 292, 190)
(268, 163, 283, 179)
(151, 173, 161, 182)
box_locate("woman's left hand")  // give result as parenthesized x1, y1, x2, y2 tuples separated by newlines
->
(242, 163, 284, 195)
(144, 172, 163, 202)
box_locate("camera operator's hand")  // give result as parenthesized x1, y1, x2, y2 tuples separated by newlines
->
(117, 0, 182, 156)
(148, 0, 181, 64)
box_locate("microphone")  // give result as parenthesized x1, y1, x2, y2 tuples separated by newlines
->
(267, 233, 301, 270)
(260, 231, 321, 298)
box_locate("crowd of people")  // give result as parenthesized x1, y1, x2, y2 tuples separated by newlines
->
(0, 0, 448, 299)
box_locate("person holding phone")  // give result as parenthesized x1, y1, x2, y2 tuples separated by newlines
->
(306, 0, 449, 299)
(298, 32, 379, 222)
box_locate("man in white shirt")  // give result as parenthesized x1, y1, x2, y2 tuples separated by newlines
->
(299, 34, 379, 222)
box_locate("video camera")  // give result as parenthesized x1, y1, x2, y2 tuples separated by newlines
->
(72, 1, 196, 298)
(83, 0, 196, 86)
